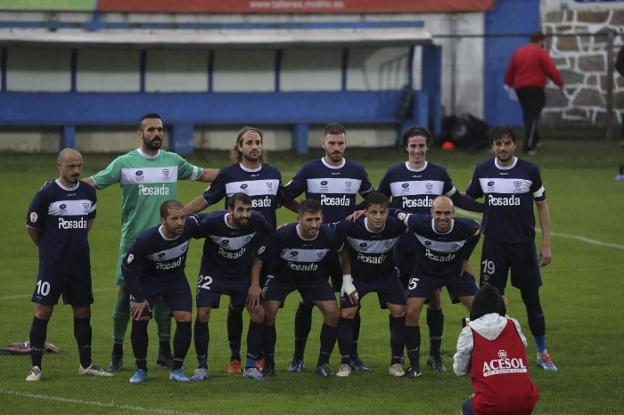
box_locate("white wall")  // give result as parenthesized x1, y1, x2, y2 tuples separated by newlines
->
(77, 49, 140, 92)
(212, 49, 275, 92)
(146, 50, 208, 92)
(7, 47, 71, 91)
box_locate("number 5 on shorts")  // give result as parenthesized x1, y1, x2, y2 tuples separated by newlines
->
(408, 277, 419, 291)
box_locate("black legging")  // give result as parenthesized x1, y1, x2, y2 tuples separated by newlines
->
(516, 86, 546, 152)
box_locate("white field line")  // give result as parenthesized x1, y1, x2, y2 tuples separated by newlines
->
(456, 209, 624, 251)
(0, 287, 115, 301)
(0, 389, 206, 415)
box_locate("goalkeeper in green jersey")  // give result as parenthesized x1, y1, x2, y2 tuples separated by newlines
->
(84, 113, 217, 372)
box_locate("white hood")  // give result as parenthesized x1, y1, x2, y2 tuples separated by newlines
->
(468, 313, 509, 341)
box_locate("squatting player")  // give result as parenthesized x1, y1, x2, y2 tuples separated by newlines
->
(184, 126, 296, 374)
(255, 199, 340, 377)
(399, 195, 481, 377)
(122, 200, 198, 383)
(377, 126, 482, 372)
(334, 192, 407, 378)
(189, 193, 273, 382)
(84, 113, 216, 372)
(25, 149, 112, 381)
(465, 125, 556, 371)
(283, 123, 374, 372)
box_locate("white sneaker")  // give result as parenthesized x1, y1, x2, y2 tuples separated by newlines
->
(190, 367, 208, 382)
(336, 363, 351, 377)
(26, 366, 41, 381)
(79, 363, 113, 377)
(388, 363, 405, 377)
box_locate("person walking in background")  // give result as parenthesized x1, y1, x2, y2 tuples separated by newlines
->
(505, 31, 564, 155)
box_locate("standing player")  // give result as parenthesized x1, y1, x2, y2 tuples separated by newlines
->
(399, 196, 481, 377)
(255, 199, 340, 377)
(189, 193, 273, 382)
(334, 192, 407, 378)
(283, 123, 374, 372)
(25, 149, 112, 381)
(377, 126, 482, 372)
(465, 125, 556, 371)
(184, 126, 296, 374)
(84, 113, 217, 372)
(122, 201, 198, 383)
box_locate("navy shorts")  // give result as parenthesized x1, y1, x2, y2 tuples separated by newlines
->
(130, 277, 192, 316)
(395, 232, 417, 288)
(407, 272, 478, 300)
(341, 275, 406, 309)
(479, 238, 542, 295)
(263, 276, 336, 304)
(31, 271, 93, 307)
(196, 271, 251, 308)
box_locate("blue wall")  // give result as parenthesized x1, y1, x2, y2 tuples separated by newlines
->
(483, 0, 540, 126)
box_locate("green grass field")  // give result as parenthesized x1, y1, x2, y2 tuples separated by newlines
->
(1, 138, 623, 414)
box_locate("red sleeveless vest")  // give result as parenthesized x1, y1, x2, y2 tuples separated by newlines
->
(470, 319, 540, 415)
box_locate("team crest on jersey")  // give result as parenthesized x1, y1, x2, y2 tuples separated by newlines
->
(265, 181, 273, 191)
(127, 254, 134, 264)
(317, 251, 325, 259)
(83, 202, 90, 212)
(384, 240, 394, 248)
(135, 170, 144, 182)
(345, 181, 352, 191)
(30, 212, 38, 223)
(513, 180, 522, 190)
(425, 182, 434, 194)
(498, 349, 508, 359)
(162, 168, 170, 178)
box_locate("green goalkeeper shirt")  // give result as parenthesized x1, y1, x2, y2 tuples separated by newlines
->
(91, 148, 203, 249)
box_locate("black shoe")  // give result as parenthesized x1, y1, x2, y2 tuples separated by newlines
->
(157, 352, 174, 369)
(262, 360, 275, 378)
(349, 357, 371, 372)
(107, 353, 123, 372)
(402, 366, 422, 378)
(315, 363, 335, 377)
(426, 355, 447, 372)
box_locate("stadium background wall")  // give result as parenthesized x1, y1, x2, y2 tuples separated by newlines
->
(0, 0, 623, 153)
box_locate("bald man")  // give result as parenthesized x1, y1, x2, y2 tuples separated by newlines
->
(25, 149, 112, 381)
(397, 196, 481, 377)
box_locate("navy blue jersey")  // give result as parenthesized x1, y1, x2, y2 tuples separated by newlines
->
(194, 210, 273, 280)
(256, 223, 336, 283)
(202, 163, 287, 228)
(404, 214, 481, 278)
(378, 162, 457, 213)
(283, 158, 374, 223)
(26, 179, 96, 274)
(465, 157, 544, 243)
(336, 216, 406, 280)
(122, 216, 200, 301)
